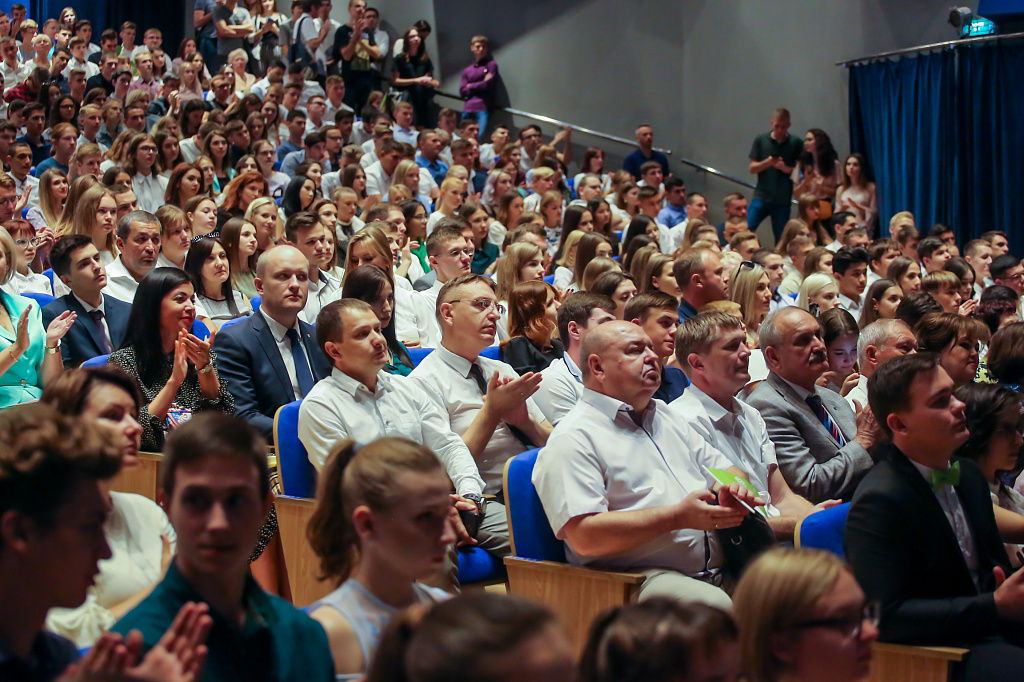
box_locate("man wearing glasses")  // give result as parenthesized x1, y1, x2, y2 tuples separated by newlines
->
(847, 353, 1024, 671)
(0, 172, 20, 223)
(417, 221, 473, 320)
(411, 273, 553, 556)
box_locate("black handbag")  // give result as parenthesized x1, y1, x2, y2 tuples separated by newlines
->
(716, 511, 777, 580)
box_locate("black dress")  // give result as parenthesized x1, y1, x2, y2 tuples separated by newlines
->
(393, 53, 436, 128)
(501, 337, 564, 376)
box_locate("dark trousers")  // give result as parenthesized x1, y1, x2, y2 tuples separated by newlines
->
(747, 198, 792, 243)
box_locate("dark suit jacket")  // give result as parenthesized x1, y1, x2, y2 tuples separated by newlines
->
(212, 310, 331, 439)
(42, 293, 131, 367)
(845, 443, 1011, 646)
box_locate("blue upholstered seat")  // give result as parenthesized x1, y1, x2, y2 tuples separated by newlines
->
(795, 502, 850, 558)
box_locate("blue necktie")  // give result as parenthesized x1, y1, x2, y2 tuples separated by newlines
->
(287, 328, 316, 397)
(806, 394, 847, 447)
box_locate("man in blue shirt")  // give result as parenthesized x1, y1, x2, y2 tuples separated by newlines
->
(193, 0, 219, 71)
(657, 176, 688, 228)
(673, 248, 727, 324)
(416, 129, 449, 187)
(112, 413, 335, 682)
(623, 124, 670, 180)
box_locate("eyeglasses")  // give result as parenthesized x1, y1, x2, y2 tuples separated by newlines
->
(14, 237, 40, 247)
(789, 601, 880, 639)
(444, 247, 474, 259)
(0, 196, 17, 206)
(448, 298, 505, 315)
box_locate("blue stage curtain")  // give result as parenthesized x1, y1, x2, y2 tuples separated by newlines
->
(848, 51, 957, 238)
(957, 42, 1024, 254)
(849, 43, 1024, 253)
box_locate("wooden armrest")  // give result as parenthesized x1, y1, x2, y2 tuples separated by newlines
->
(872, 643, 968, 661)
(504, 557, 645, 584)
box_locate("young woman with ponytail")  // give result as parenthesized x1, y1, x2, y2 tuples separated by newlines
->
(306, 437, 455, 680)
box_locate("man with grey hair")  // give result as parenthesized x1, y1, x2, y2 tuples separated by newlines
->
(670, 312, 827, 539)
(213, 246, 331, 438)
(845, 319, 918, 411)
(746, 307, 882, 502)
(534, 320, 761, 607)
(102, 210, 161, 303)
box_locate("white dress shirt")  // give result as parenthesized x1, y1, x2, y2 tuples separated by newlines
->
(299, 270, 342, 326)
(101, 257, 142, 304)
(410, 344, 547, 493)
(12, 174, 38, 207)
(261, 310, 312, 401)
(178, 137, 201, 163)
(363, 159, 394, 198)
(72, 292, 112, 345)
(393, 285, 439, 348)
(3, 269, 51, 296)
(53, 250, 115, 298)
(323, 99, 353, 126)
(844, 378, 868, 412)
(670, 385, 780, 515)
(533, 388, 732, 575)
(64, 57, 99, 79)
(533, 354, 583, 426)
(837, 292, 862, 314)
(911, 459, 979, 581)
(298, 368, 485, 497)
(131, 171, 168, 214)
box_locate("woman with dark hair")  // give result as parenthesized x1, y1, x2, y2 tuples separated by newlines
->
(914, 311, 981, 387)
(47, 95, 78, 131)
(221, 171, 269, 220)
(591, 271, 637, 320)
(391, 26, 439, 127)
(220, 217, 260, 300)
(571, 232, 614, 294)
(887, 255, 922, 294)
(282, 175, 317, 218)
(502, 280, 563, 375)
(401, 199, 429, 283)
(295, 158, 324, 193)
(621, 232, 654, 274)
(164, 162, 205, 210)
(552, 204, 594, 263)
(587, 197, 621, 257)
(954, 383, 1024, 565)
(341, 265, 414, 376)
(153, 130, 181, 177)
(837, 153, 878, 233)
(184, 236, 253, 329)
(457, 200, 499, 275)
(41, 366, 175, 647)
(107, 267, 234, 451)
(987, 321, 1024, 388)
(201, 128, 233, 192)
(858, 278, 903, 329)
(621, 215, 656, 258)
(342, 163, 369, 208)
(254, 138, 289, 198)
(945, 256, 977, 304)
(125, 133, 169, 214)
(580, 599, 739, 682)
(573, 147, 609, 195)
(817, 307, 860, 396)
(972, 299, 1020, 336)
(793, 128, 841, 209)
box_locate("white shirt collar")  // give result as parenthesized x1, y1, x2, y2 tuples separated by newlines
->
(261, 309, 300, 344)
(72, 292, 105, 314)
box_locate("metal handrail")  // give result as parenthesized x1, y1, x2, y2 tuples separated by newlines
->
(435, 90, 756, 190)
(836, 29, 1024, 66)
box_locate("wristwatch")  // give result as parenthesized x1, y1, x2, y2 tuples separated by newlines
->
(197, 360, 214, 374)
(462, 492, 486, 514)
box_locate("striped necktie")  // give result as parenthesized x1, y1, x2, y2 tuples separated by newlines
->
(806, 394, 847, 447)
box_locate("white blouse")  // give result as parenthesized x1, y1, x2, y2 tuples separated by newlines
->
(45, 491, 176, 647)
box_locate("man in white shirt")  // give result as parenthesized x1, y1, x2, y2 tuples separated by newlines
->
(410, 274, 551, 495)
(0, 37, 30, 90)
(64, 37, 99, 79)
(533, 320, 761, 606)
(303, 93, 328, 133)
(390, 101, 418, 146)
(322, 75, 353, 125)
(282, 211, 341, 325)
(965, 238, 995, 298)
(534, 292, 616, 425)
(363, 138, 403, 198)
(845, 319, 918, 411)
(103, 211, 161, 304)
(833, 246, 869, 314)
(297, 299, 503, 553)
(418, 222, 473, 318)
(249, 59, 285, 100)
(671, 311, 823, 540)
(5, 142, 38, 206)
(76, 104, 108, 152)
(359, 122, 393, 169)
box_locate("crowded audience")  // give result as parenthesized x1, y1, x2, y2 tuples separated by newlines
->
(1, 3, 1023, 681)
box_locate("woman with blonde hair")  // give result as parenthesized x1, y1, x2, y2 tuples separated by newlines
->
(729, 261, 772, 347)
(796, 272, 841, 315)
(228, 48, 256, 96)
(55, 175, 102, 234)
(503, 280, 563, 375)
(538, 190, 564, 247)
(734, 547, 877, 682)
(155, 205, 192, 269)
(552, 229, 584, 292)
(390, 159, 426, 206)
(245, 196, 283, 252)
(26, 168, 68, 233)
(495, 240, 546, 342)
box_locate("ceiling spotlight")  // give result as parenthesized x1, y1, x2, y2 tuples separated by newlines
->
(949, 6, 997, 37)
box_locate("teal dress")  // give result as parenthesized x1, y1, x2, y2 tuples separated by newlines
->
(384, 341, 413, 376)
(0, 288, 48, 407)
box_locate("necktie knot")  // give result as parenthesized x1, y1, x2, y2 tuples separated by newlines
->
(931, 461, 961, 491)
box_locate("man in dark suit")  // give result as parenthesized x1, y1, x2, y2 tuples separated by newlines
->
(42, 235, 131, 367)
(747, 307, 882, 503)
(213, 245, 331, 440)
(846, 353, 1024, 677)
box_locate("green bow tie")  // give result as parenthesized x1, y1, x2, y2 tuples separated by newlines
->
(931, 461, 961, 491)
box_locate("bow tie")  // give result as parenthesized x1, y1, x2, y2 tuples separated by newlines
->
(931, 461, 961, 491)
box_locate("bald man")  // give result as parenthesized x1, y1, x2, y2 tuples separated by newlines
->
(212, 245, 332, 438)
(533, 321, 761, 607)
